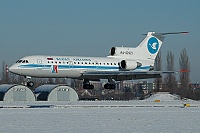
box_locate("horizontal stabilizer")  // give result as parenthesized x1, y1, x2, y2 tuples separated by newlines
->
(142, 31, 189, 36)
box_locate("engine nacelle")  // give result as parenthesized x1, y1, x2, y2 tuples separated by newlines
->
(120, 60, 142, 70)
(110, 47, 134, 56)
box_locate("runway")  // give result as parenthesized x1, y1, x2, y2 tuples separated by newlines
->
(0, 100, 200, 133)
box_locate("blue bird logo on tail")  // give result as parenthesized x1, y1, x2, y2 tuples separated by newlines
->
(147, 37, 159, 54)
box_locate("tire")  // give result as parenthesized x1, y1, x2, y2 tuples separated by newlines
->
(27, 81, 34, 87)
(83, 84, 94, 89)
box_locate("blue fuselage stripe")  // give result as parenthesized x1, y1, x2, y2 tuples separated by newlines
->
(19, 64, 150, 71)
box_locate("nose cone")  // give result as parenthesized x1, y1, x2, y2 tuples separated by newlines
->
(9, 64, 19, 74)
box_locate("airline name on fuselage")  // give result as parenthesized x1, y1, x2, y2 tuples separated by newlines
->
(73, 58, 91, 61)
(56, 57, 70, 61)
(56, 57, 91, 61)
(120, 51, 133, 55)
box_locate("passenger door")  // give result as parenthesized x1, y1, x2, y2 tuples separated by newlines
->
(68, 61, 73, 69)
(37, 59, 43, 70)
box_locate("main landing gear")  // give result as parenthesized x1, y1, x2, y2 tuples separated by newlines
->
(104, 77, 116, 89)
(83, 79, 94, 89)
(83, 78, 116, 90)
(104, 83, 116, 89)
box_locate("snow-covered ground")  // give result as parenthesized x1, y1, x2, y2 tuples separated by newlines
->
(145, 92, 182, 101)
(0, 94, 200, 133)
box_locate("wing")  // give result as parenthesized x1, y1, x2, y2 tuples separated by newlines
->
(80, 70, 172, 81)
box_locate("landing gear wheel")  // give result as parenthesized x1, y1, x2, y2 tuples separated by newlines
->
(104, 83, 116, 89)
(83, 84, 94, 89)
(27, 81, 34, 87)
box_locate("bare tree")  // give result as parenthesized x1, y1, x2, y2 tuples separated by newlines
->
(48, 78, 54, 84)
(154, 52, 162, 92)
(17, 75, 24, 84)
(164, 51, 177, 93)
(55, 78, 60, 84)
(1, 61, 6, 83)
(5, 65, 10, 83)
(179, 48, 190, 98)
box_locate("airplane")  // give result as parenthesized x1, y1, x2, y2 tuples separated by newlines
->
(9, 31, 188, 89)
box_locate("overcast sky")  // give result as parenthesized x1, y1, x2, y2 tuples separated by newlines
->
(0, 0, 199, 82)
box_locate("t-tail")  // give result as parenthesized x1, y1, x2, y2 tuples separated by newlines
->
(108, 31, 188, 68)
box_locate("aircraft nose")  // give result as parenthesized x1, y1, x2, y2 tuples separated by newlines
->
(9, 65, 14, 73)
(9, 64, 18, 74)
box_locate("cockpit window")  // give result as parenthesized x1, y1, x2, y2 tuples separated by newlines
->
(16, 60, 29, 63)
(18, 60, 23, 63)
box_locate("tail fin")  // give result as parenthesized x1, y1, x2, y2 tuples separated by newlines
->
(108, 31, 188, 66)
(135, 31, 188, 66)
(136, 32, 164, 61)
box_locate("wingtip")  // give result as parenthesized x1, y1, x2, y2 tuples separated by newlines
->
(181, 31, 189, 34)
(179, 69, 190, 73)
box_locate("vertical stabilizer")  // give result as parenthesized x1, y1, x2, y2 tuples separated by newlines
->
(108, 31, 188, 67)
(136, 32, 165, 62)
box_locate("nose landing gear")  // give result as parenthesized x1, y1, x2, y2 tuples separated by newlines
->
(27, 81, 34, 87)
(24, 76, 34, 87)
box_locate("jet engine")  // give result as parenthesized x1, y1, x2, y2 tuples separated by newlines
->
(110, 47, 134, 56)
(120, 60, 142, 70)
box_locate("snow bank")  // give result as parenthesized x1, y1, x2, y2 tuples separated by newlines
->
(145, 92, 181, 101)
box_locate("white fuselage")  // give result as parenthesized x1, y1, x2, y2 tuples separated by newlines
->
(9, 55, 151, 78)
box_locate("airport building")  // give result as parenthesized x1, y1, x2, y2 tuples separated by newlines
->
(0, 84, 35, 102)
(34, 84, 79, 101)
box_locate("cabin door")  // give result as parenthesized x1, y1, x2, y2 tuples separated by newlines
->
(68, 61, 73, 69)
